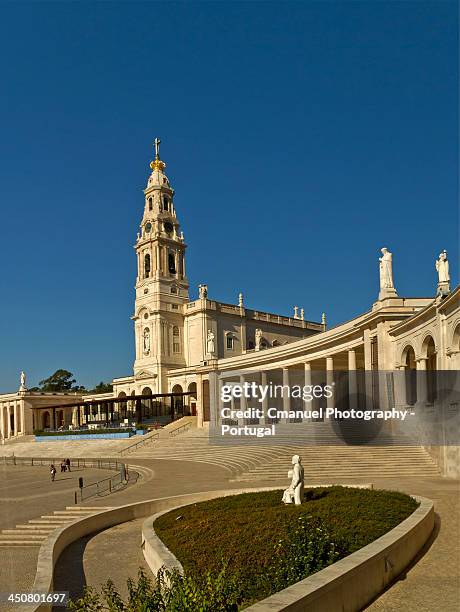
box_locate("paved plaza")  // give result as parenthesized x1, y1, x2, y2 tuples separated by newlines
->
(0, 441, 459, 610)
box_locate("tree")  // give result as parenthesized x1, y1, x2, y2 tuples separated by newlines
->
(87, 381, 113, 394)
(37, 369, 85, 393)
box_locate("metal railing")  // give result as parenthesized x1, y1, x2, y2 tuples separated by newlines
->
(169, 421, 193, 437)
(2, 455, 122, 470)
(75, 467, 138, 503)
(119, 430, 160, 456)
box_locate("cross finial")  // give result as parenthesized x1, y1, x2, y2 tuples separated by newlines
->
(154, 137, 161, 159)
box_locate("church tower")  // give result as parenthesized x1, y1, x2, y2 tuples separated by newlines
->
(132, 139, 189, 392)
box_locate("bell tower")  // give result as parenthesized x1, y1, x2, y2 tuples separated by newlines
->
(132, 139, 189, 391)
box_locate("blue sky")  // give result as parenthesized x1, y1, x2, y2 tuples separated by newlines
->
(0, 1, 457, 391)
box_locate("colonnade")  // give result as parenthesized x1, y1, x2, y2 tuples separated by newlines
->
(0, 399, 23, 440)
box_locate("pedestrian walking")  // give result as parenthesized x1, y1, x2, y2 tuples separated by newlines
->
(66, 458, 71, 472)
(50, 464, 56, 482)
(60, 460, 66, 473)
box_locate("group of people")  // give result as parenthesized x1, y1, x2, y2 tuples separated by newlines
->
(49, 458, 71, 481)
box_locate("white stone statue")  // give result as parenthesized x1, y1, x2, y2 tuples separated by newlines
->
(19, 371, 27, 391)
(436, 250, 451, 296)
(282, 455, 304, 505)
(300, 308, 305, 321)
(293, 306, 299, 319)
(198, 284, 208, 299)
(436, 250, 450, 283)
(255, 328, 263, 351)
(143, 328, 150, 354)
(238, 292, 244, 307)
(379, 248, 394, 289)
(206, 330, 215, 355)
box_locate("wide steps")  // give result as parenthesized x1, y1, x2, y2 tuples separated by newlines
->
(0, 506, 114, 547)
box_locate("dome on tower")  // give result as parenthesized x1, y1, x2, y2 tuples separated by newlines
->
(146, 137, 172, 189)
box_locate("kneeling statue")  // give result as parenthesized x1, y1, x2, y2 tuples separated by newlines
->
(282, 455, 304, 505)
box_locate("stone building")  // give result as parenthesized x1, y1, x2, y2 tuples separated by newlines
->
(0, 142, 458, 478)
(111, 141, 323, 402)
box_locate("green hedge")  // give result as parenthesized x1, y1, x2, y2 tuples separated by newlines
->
(154, 486, 419, 606)
(68, 487, 419, 610)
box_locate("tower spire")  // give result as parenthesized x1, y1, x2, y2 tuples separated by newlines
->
(150, 136, 166, 172)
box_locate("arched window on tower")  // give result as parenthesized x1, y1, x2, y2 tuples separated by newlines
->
(144, 254, 151, 278)
(148, 197, 153, 211)
(168, 252, 176, 274)
(173, 326, 180, 353)
(163, 196, 169, 211)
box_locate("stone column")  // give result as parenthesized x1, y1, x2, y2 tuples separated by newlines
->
(13, 402, 18, 436)
(416, 357, 428, 405)
(261, 371, 268, 423)
(7, 406, 11, 439)
(326, 357, 334, 409)
(304, 362, 312, 410)
(208, 370, 219, 429)
(0, 405, 4, 441)
(348, 350, 358, 410)
(282, 367, 290, 421)
(240, 375, 247, 424)
(196, 373, 204, 428)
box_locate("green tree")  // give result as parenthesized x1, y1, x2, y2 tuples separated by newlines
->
(37, 369, 85, 393)
(87, 381, 113, 394)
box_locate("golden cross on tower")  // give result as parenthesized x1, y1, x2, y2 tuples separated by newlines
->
(154, 137, 161, 159)
(150, 137, 166, 172)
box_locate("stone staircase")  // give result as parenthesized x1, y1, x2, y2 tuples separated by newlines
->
(0, 506, 114, 546)
(128, 425, 441, 481)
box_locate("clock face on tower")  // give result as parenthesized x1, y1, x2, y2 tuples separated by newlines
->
(145, 222, 152, 233)
(164, 221, 174, 234)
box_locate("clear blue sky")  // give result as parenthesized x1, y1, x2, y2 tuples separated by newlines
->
(0, 1, 457, 391)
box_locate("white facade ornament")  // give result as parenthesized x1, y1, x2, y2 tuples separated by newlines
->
(436, 250, 450, 296)
(282, 455, 304, 505)
(19, 371, 27, 391)
(255, 328, 263, 351)
(379, 247, 397, 299)
(238, 293, 244, 307)
(322, 312, 326, 327)
(293, 306, 299, 319)
(198, 284, 208, 299)
(300, 308, 304, 321)
(143, 328, 151, 355)
(206, 330, 215, 356)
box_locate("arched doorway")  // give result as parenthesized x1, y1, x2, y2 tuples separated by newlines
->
(141, 387, 153, 421)
(187, 382, 197, 416)
(171, 384, 184, 420)
(402, 345, 417, 405)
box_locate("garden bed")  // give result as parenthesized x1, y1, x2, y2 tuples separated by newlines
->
(154, 486, 419, 607)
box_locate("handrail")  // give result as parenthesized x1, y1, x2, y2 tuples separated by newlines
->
(75, 467, 138, 502)
(2, 455, 122, 470)
(119, 430, 160, 456)
(169, 422, 193, 437)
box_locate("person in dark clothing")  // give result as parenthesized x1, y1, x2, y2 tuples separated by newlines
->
(50, 464, 56, 482)
(65, 458, 71, 472)
(60, 460, 66, 473)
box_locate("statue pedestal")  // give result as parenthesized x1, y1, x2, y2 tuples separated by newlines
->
(378, 287, 398, 301)
(437, 281, 450, 297)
